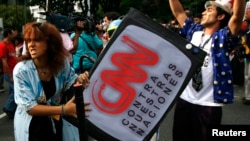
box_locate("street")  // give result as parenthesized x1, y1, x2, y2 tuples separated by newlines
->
(159, 85, 250, 141)
(0, 82, 249, 141)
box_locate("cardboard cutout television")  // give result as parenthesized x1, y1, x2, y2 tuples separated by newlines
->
(63, 8, 206, 141)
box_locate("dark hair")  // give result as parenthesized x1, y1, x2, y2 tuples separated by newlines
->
(104, 12, 120, 21)
(3, 28, 12, 38)
(185, 9, 193, 18)
(216, 7, 231, 29)
(70, 16, 96, 35)
(21, 22, 68, 75)
(193, 13, 202, 19)
(14, 34, 24, 45)
(82, 17, 96, 35)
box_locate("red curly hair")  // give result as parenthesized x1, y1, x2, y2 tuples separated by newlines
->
(20, 22, 69, 76)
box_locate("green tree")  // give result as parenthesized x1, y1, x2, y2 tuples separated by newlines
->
(99, 0, 121, 13)
(0, 4, 32, 31)
(28, 0, 74, 13)
(120, 0, 141, 15)
(27, 0, 207, 22)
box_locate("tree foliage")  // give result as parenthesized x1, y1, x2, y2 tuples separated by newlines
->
(0, 0, 207, 31)
(0, 4, 32, 30)
(27, 0, 207, 20)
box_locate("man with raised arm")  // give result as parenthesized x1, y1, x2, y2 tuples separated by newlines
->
(168, 0, 245, 140)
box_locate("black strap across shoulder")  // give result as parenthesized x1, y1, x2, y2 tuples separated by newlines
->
(79, 35, 96, 52)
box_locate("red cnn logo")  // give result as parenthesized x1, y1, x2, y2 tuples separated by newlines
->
(92, 35, 159, 114)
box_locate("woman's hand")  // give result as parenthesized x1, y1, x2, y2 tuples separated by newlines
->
(64, 96, 91, 118)
(77, 71, 90, 88)
(83, 101, 91, 117)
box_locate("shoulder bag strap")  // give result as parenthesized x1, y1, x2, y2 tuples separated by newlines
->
(79, 35, 96, 52)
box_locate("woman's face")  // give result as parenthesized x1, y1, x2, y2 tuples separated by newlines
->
(27, 39, 48, 59)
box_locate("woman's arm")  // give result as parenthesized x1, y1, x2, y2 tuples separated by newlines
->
(27, 97, 91, 118)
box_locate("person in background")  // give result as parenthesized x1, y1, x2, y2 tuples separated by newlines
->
(241, 1, 250, 104)
(0, 59, 4, 93)
(13, 22, 91, 141)
(106, 19, 122, 40)
(95, 18, 105, 40)
(14, 33, 24, 58)
(184, 9, 193, 18)
(168, 0, 245, 140)
(45, 14, 74, 63)
(60, 32, 74, 63)
(0, 31, 6, 93)
(167, 16, 181, 33)
(96, 11, 120, 48)
(193, 13, 202, 24)
(0, 28, 18, 119)
(70, 18, 103, 74)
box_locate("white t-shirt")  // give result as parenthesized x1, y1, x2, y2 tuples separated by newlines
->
(180, 31, 223, 107)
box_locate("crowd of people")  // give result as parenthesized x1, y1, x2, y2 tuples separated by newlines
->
(0, 0, 249, 140)
(0, 10, 125, 141)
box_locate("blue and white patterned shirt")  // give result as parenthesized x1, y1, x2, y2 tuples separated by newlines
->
(13, 59, 78, 141)
(180, 18, 240, 104)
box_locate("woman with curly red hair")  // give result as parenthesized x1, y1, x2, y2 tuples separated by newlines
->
(13, 22, 91, 141)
